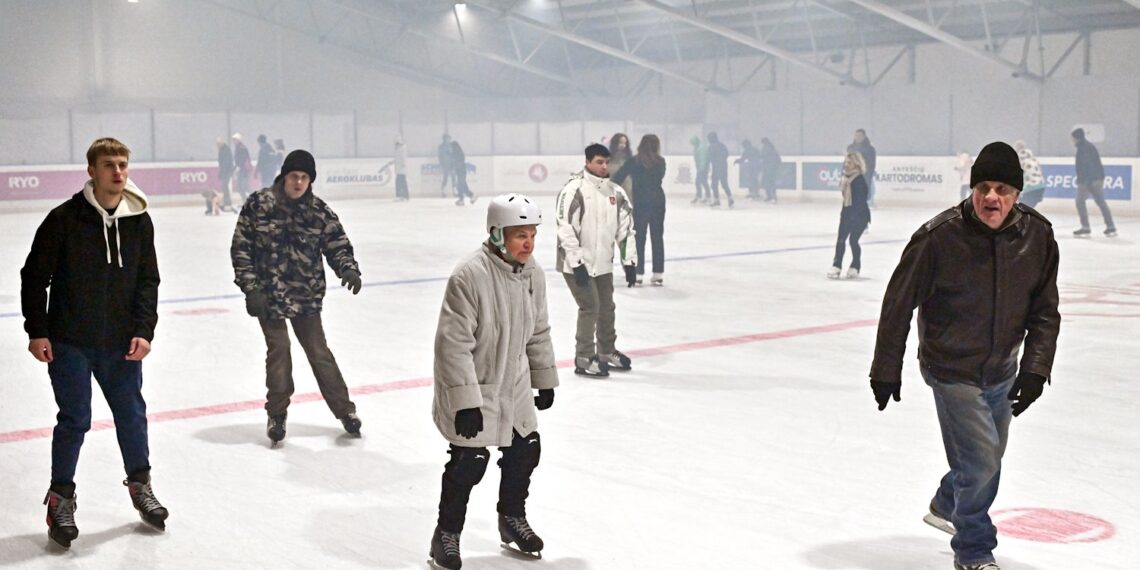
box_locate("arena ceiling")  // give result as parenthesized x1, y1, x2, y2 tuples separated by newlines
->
(206, 0, 1140, 97)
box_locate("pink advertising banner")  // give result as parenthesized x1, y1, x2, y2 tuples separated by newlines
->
(0, 163, 222, 201)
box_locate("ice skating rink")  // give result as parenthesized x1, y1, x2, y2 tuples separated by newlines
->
(0, 193, 1137, 569)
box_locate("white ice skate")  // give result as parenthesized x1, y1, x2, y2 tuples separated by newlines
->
(650, 273, 664, 286)
(923, 502, 956, 536)
(826, 266, 841, 279)
(845, 267, 859, 279)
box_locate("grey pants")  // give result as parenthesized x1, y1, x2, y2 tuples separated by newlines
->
(563, 272, 616, 358)
(1075, 179, 1115, 231)
(259, 313, 355, 418)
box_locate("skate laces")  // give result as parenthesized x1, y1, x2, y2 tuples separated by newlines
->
(504, 516, 536, 540)
(125, 481, 163, 512)
(439, 531, 461, 556)
(45, 492, 77, 526)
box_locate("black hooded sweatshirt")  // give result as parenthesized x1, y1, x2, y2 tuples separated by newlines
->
(21, 187, 160, 351)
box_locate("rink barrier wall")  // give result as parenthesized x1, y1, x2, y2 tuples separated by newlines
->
(2, 155, 1137, 214)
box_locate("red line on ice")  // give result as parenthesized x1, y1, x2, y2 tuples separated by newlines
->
(0, 318, 877, 444)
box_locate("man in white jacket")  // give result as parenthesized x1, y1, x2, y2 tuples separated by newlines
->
(555, 143, 638, 378)
(429, 194, 559, 570)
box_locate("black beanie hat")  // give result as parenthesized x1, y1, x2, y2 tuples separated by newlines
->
(277, 149, 317, 184)
(1071, 127, 1086, 140)
(970, 141, 1023, 191)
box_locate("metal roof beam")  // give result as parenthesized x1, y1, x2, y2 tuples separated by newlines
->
(326, 0, 589, 93)
(847, 0, 1043, 82)
(635, 0, 865, 87)
(467, 0, 728, 94)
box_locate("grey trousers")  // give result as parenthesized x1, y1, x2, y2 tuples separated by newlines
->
(563, 272, 616, 358)
(1075, 179, 1115, 231)
(258, 313, 356, 418)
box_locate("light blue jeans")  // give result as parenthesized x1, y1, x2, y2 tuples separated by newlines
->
(923, 367, 1014, 566)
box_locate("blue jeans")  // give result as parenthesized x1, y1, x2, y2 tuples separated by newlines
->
(49, 341, 150, 484)
(923, 367, 1013, 566)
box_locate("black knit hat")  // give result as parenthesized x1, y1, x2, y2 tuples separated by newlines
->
(277, 149, 317, 184)
(970, 141, 1023, 191)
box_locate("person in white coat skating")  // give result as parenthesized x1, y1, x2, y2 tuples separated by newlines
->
(555, 143, 638, 377)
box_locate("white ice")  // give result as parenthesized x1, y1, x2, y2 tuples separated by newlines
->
(0, 194, 1137, 569)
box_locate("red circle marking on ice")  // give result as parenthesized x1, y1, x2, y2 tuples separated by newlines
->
(993, 508, 1115, 543)
(171, 307, 229, 316)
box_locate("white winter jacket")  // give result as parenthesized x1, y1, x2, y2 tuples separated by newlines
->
(555, 170, 637, 276)
(432, 243, 559, 448)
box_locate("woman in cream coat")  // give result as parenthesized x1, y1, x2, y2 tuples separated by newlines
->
(429, 193, 558, 570)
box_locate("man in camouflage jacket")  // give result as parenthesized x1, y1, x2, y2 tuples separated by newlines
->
(230, 149, 365, 444)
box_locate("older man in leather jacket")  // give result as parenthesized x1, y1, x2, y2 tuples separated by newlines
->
(869, 141, 1060, 570)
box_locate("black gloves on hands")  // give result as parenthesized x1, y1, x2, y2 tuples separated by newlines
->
(573, 265, 590, 288)
(624, 264, 637, 288)
(245, 290, 268, 318)
(1008, 372, 1047, 417)
(341, 269, 362, 295)
(534, 389, 555, 410)
(454, 407, 483, 439)
(871, 380, 901, 411)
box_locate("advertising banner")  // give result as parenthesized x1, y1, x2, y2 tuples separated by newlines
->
(0, 164, 220, 201)
(802, 161, 843, 191)
(1041, 163, 1132, 200)
(494, 156, 583, 194)
(873, 157, 954, 198)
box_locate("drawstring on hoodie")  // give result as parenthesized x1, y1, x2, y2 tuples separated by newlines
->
(102, 219, 123, 268)
(82, 178, 148, 269)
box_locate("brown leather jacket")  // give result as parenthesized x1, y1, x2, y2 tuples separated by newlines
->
(870, 201, 1060, 386)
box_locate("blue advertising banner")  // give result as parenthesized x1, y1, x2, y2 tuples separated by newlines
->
(1042, 164, 1132, 200)
(802, 161, 843, 191)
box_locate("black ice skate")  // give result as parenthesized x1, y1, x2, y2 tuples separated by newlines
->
(598, 350, 632, 372)
(340, 412, 362, 436)
(429, 525, 463, 570)
(499, 514, 544, 559)
(43, 487, 79, 549)
(267, 413, 287, 446)
(124, 474, 168, 531)
(573, 355, 609, 378)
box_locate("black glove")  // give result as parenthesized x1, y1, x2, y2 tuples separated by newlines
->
(244, 290, 268, 318)
(340, 269, 362, 295)
(1007, 372, 1047, 417)
(454, 407, 483, 439)
(534, 389, 554, 411)
(624, 264, 637, 287)
(870, 380, 901, 411)
(573, 264, 590, 288)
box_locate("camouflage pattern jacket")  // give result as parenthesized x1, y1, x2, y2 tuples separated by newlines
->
(231, 185, 360, 319)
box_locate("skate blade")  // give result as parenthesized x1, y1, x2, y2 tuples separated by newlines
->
(47, 533, 73, 550)
(922, 513, 956, 536)
(427, 558, 453, 570)
(500, 543, 542, 560)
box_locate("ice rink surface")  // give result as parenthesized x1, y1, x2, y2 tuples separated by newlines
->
(0, 191, 1137, 569)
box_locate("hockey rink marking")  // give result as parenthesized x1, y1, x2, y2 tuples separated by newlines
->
(0, 318, 878, 444)
(993, 508, 1116, 543)
(0, 240, 907, 319)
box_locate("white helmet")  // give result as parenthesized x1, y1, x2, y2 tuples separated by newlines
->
(486, 193, 542, 233)
(487, 193, 542, 256)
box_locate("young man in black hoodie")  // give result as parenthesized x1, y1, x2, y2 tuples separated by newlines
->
(21, 137, 167, 549)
